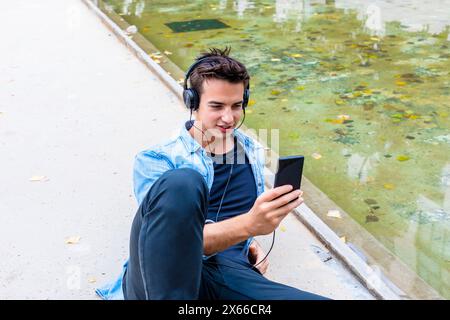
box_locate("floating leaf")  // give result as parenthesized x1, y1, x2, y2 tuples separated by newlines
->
(396, 155, 410, 161)
(312, 152, 322, 160)
(395, 81, 407, 86)
(335, 99, 345, 105)
(288, 132, 300, 139)
(29, 175, 49, 182)
(65, 236, 81, 245)
(290, 53, 303, 58)
(327, 210, 342, 219)
(364, 198, 377, 205)
(383, 183, 395, 190)
(281, 98, 288, 102)
(363, 102, 375, 111)
(337, 114, 350, 120)
(331, 119, 344, 124)
(246, 109, 253, 114)
(270, 58, 281, 62)
(295, 86, 305, 91)
(366, 215, 379, 223)
(247, 99, 256, 106)
(270, 89, 282, 95)
(164, 50, 173, 55)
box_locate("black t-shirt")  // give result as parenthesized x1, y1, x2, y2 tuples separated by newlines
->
(185, 121, 257, 262)
(207, 137, 257, 262)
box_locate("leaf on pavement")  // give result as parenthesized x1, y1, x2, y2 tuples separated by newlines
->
(65, 236, 81, 245)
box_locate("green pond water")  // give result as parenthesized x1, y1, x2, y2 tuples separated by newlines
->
(98, 0, 450, 298)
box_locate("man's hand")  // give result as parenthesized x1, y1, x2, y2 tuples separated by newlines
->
(244, 185, 303, 237)
(248, 240, 269, 275)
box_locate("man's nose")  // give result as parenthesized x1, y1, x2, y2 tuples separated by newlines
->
(221, 108, 234, 123)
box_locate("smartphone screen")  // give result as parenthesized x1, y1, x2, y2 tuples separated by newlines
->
(274, 156, 304, 190)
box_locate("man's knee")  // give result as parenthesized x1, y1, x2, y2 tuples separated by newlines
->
(161, 168, 206, 188)
(144, 168, 209, 220)
(157, 168, 208, 198)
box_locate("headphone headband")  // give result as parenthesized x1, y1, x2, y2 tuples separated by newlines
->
(183, 56, 250, 111)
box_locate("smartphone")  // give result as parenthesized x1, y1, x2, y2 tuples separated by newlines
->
(274, 155, 304, 191)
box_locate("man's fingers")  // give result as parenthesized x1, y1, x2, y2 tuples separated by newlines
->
(269, 189, 302, 210)
(272, 196, 304, 219)
(258, 185, 293, 203)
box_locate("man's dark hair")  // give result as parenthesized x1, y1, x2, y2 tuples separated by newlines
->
(189, 47, 250, 97)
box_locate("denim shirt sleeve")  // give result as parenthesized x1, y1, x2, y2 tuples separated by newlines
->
(133, 150, 174, 206)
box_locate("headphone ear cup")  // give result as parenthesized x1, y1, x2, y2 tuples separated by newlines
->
(191, 89, 200, 111)
(183, 89, 200, 111)
(242, 88, 250, 109)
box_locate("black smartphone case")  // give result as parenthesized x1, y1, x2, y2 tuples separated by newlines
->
(274, 156, 304, 190)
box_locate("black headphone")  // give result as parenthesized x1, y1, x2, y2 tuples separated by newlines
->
(183, 57, 250, 111)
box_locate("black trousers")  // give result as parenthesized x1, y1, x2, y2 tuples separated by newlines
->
(124, 168, 329, 300)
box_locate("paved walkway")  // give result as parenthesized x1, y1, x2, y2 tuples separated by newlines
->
(0, 0, 373, 299)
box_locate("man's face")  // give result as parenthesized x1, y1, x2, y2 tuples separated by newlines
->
(195, 78, 244, 140)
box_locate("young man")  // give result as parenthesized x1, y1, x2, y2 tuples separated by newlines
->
(96, 47, 328, 300)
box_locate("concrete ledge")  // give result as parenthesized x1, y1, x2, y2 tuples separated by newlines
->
(81, 0, 407, 300)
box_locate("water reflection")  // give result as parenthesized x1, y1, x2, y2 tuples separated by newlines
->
(233, 0, 256, 17)
(335, 0, 450, 34)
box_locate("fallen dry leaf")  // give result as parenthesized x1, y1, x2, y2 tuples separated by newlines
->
(65, 236, 81, 245)
(29, 175, 49, 182)
(88, 277, 97, 284)
(327, 210, 342, 219)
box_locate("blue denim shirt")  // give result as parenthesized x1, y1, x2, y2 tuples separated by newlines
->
(95, 123, 266, 300)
